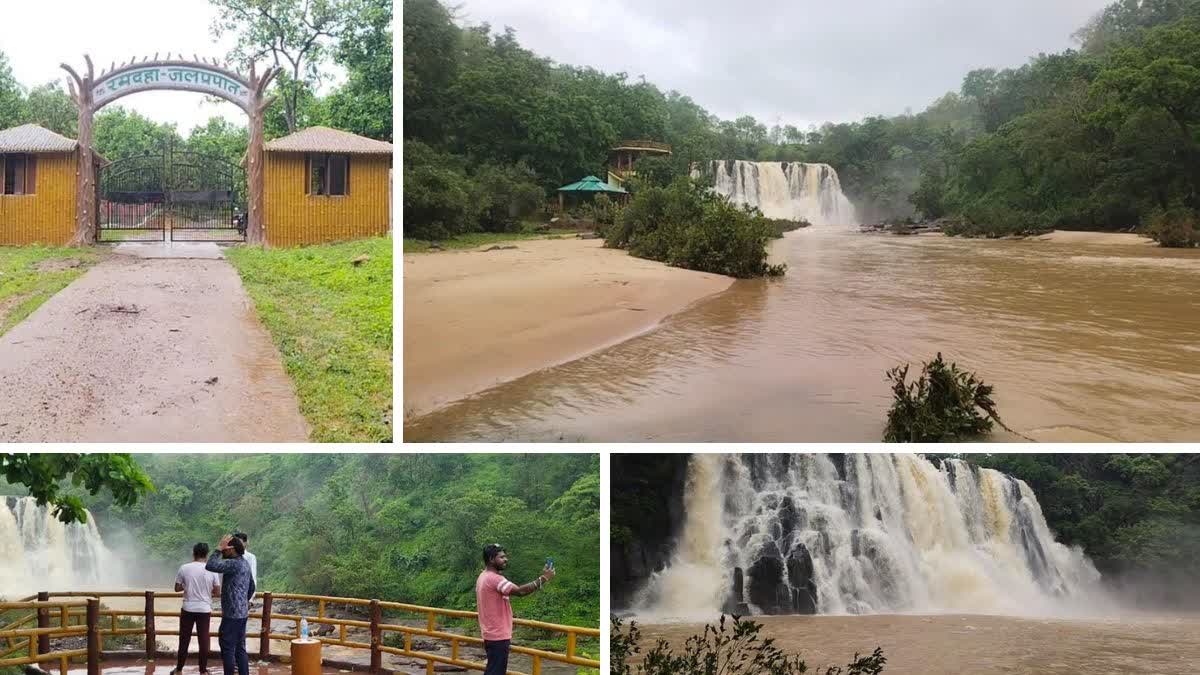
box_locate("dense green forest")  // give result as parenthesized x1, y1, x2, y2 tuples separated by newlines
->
(0, 0, 390, 170)
(971, 453, 1200, 605)
(405, 0, 1200, 246)
(5, 454, 599, 629)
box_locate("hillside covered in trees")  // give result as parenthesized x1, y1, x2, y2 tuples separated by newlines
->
(10, 454, 600, 629)
(971, 453, 1200, 607)
(405, 0, 1200, 246)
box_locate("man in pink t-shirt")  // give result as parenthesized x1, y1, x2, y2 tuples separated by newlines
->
(475, 544, 556, 675)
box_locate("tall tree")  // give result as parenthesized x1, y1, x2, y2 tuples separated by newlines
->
(210, 0, 359, 133)
(21, 82, 78, 137)
(326, 0, 392, 141)
(93, 107, 183, 159)
(0, 50, 24, 129)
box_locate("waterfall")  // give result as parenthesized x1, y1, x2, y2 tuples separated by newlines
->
(0, 496, 125, 598)
(635, 455, 1102, 619)
(692, 160, 859, 226)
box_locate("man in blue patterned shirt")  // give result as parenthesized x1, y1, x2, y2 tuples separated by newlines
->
(206, 534, 256, 675)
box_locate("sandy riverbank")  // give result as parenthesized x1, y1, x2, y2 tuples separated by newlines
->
(403, 238, 735, 419)
(1033, 229, 1156, 246)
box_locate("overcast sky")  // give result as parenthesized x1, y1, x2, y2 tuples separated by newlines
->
(457, 0, 1111, 128)
(1, 0, 343, 135)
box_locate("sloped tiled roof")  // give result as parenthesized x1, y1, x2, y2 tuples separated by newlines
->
(0, 124, 79, 153)
(264, 126, 393, 155)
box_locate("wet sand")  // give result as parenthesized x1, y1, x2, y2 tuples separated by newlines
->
(1033, 230, 1157, 246)
(634, 613, 1200, 675)
(403, 238, 734, 419)
(0, 253, 309, 442)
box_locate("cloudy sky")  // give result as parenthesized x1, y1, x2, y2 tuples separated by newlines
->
(1, 0, 343, 134)
(458, 0, 1111, 128)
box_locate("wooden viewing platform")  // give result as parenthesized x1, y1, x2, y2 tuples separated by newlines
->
(0, 591, 599, 675)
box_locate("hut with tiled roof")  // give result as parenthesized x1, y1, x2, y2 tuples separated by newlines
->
(261, 126, 393, 246)
(0, 124, 105, 245)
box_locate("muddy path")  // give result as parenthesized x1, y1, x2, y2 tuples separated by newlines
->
(0, 248, 308, 442)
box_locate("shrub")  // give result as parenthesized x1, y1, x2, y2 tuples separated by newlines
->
(606, 178, 785, 278)
(942, 201, 1053, 238)
(610, 615, 886, 675)
(882, 353, 1003, 442)
(1144, 207, 1200, 248)
(402, 141, 480, 240)
(473, 162, 545, 233)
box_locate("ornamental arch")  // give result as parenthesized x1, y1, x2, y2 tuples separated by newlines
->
(60, 54, 280, 245)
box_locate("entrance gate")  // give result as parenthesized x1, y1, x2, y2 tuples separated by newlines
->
(97, 147, 246, 242)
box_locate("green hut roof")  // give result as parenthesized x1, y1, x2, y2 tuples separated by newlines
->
(557, 175, 627, 194)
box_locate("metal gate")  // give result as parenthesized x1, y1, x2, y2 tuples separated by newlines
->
(97, 146, 246, 242)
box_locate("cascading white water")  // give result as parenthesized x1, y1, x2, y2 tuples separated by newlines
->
(693, 160, 859, 226)
(636, 455, 1102, 620)
(0, 496, 125, 598)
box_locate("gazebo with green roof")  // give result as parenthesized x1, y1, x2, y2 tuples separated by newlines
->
(556, 174, 628, 212)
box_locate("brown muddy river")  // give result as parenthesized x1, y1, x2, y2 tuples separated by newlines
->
(405, 230, 1200, 441)
(630, 614, 1200, 675)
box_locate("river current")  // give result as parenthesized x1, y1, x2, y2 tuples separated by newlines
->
(404, 229, 1200, 442)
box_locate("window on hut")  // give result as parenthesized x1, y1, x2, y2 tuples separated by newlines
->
(306, 153, 350, 196)
(1, 154, 36, 195)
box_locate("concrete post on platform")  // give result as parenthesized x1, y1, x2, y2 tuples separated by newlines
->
(290, 638, 321, 675)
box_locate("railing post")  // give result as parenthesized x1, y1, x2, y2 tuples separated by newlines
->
(259, 592, 273, 660)
(87, 598, 100, 675)
(567, 631, 576, 659)
(144, 590, 156, 660)
(36, 591, 49, 656)
(369, 599, 381, 673)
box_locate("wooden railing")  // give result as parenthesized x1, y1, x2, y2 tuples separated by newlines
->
(1, 591, 598, 675)
(611, 139, 672, 153)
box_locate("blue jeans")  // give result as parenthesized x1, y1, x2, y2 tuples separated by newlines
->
(484, 639, 510, 675)
(218, 617, 249, 675)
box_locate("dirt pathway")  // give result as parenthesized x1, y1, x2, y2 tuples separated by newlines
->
(0, 244, 309, 442)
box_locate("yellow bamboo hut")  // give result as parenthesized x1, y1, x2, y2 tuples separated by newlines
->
(0, 124, 104, 245)
(261, 126, 394, 247)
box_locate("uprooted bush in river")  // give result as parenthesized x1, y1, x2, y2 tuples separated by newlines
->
(610, 615, 886, 675)
(604, 177, 786, 278)
(882, 353, 1009, 442)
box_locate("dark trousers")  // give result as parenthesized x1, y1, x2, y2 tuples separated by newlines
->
(177, 611, 212, 671)
(483, 639, 510, 675)
(218, 617, 249, 675)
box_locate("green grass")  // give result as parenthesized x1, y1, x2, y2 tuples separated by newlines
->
(403, 229, 579, 253)
(0, 246, 104, 336)
(225, 237, 393, 442)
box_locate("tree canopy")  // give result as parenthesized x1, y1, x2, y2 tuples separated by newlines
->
(0, 454, 154, 524)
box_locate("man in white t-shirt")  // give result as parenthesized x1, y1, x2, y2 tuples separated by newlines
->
(234, 533, 257, 598)
(173, 542, 221, 674)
